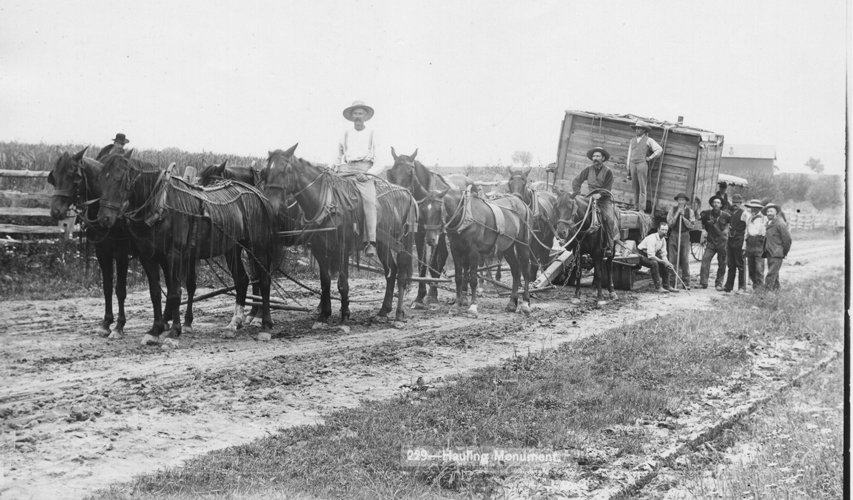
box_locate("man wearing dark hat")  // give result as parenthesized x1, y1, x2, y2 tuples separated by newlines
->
(761, 203, 791, 292)
(716, 181, 730, 211)
(743, 199, 767, 289)
(625, 120, 663, 213)
(698, 195, 731, 290)
(723, 194, 749, 293)
(570, 146, 621, 257)
(97, 133, 130, 161)
(666, 193, 695, 289)
(336, 101, 380, 257)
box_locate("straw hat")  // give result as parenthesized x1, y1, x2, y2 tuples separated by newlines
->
(342, 101, 374, 121)
(744, 199, 764, 209)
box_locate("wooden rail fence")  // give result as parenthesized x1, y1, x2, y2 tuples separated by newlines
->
(785, 212, 843, 231)
(0, 169, 78, 245)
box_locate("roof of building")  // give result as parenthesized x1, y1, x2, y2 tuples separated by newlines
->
(565, 110, 723, 142)
(721, 144, 776, 159)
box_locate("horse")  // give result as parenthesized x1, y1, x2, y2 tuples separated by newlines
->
(47, 148, 172, 340)
(197, 160, 262, 187)
(96, 154, 280, 344)
(505, 166, 557, 282)
(385, 148, 476, 308)
(264, 145, 417, 327)
(420, 185, 532, 318)
(552, 191, 617, 305)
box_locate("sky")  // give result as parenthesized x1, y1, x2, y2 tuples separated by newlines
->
(0, 0, 848, 175)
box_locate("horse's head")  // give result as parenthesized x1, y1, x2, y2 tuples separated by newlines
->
(420, 187, 450, 248)
(387, 147, 419, 191)
(554, 190, 581, 241)
(506, 166, 532, 200)
(48, 147, 88, 220)
(197, 160, 228, 186)
(97, 154, 138, 228)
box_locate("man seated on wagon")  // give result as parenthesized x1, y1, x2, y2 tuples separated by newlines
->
(568, 147, 621, 257)
(637, 222, 678, 293)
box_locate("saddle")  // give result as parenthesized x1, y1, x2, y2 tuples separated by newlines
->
(456, 188, 515, 251)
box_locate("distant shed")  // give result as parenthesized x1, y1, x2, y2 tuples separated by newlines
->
(719, 144, 776, 177)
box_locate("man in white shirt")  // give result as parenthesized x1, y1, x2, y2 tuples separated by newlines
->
(637, 222, 678, 293)
(626, 121, 663, 213)
(337, 100, 380, 257)
(743, 199, 767, 290)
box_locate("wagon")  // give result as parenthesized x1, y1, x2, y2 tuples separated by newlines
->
(551, 110, 725, 290)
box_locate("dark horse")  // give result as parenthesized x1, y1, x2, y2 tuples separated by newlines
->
(385, 148, 476, 309)
(505, 166, 557, 282)
(198, 158, 303, 325)
(553, 191, 617, 304)
(264, 146, 417, 327)
(97, 155, 279, 343)
(48, 148, 171, 339)
(421, 186, 532, 317)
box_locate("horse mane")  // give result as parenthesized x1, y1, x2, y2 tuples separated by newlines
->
(267, 149, 292, 167)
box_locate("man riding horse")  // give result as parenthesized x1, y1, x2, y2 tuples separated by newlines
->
(337, 100, 381, 258)
(568, 146, 621, 257)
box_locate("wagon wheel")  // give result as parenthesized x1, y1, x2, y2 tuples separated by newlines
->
(613, 264, 634, 291)
(691, 234, 705, 261)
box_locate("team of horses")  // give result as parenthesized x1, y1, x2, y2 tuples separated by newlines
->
(47, 146, 617, 343)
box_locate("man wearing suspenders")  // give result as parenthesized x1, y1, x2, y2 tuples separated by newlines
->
(337, 100, 380, 257)
(570, 146, 621, 258)
(625, 120, 663, 213)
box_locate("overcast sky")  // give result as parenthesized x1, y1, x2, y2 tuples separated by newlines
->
(0, 0, 847, 175)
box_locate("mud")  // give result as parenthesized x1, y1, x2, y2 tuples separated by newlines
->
(0, 239, 842, 500)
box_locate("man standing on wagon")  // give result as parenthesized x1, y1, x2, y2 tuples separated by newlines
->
(625, 120, 663, 213)
(570, 146, 621, 258)
(337, 100, 380, 258)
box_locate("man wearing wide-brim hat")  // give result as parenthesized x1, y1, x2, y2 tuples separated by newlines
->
(743, 199, 767, 290)
(698, 194, 731, 291)
(625, 120, 663, 213)
(336, 100, 380, 257)
(97, 133, 130, 161)
(569, 146, 622, 259)
(723, 193, 749, 293)
(760, 202, 791, 292)
(666, 192, 696, 289)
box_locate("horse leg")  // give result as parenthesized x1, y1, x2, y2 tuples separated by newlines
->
(164, 250, 184, 339)
(494, 251, 503, 283)
(245, 273, 262, 326)
(377, 247, 395, 318)
(572, 258, 582, 304)
(465, 248, 479, 318)
(337, 262, 351, 330)
(182, 259, 197, 335)
(593, 253, 606, 305)
(394, 250, 412, 323)
(412, 232, 428, 309)
(314, 253, 333, 326)
(224, 248, 248, 337)
(255, 250, 274, 342)
(431, 234, 449, 307)
(517, 243, 532, 315)
(109, 246, 129, 340)
(94, 243, 113, 337)
(606, 256, 618, 301)
(140, 255, 167, 341)
(502, 248, 521, 313)
(450, 246, 465, 315)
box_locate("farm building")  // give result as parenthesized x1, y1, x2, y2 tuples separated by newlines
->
(719, 144, 776, 177)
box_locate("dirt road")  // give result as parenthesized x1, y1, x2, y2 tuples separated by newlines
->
(0, 238, 843, 500)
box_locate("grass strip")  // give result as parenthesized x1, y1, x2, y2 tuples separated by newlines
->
(89, 270, 844, 500)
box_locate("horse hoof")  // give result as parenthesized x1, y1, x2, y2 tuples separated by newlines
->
(228, 319, 243, 331)
(94, 326, 111, 337)
(466, 305, 479, 319)
(596, 300, 607, 307)
(107, 330, 125, 341)
(257, 332, 272, 342)
(311, 322, 326, 330)
(520, 301, 531, 315)
(245, 315, 258, 327)
(161, 338, 179, 350)
(141, 334, 161, 346)
(338, 325, 351, 335)
(392, 321, 406, 329)
(222, 330, 237, 339)
(411, 301, 426, 310)
(571, 298, 581, 305)
(424, 296, 438, 306)
(609, 292, 619, 301)
(182, 324, 194, 336)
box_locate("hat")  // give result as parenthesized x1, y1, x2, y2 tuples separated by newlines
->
(762, 203, 781, 214)
(343, 101, 375, 121)
(717, 180, 728, 188)
(632, 120, 652, 131)
(586, 146, 610, 161)
(708, 195, 723, 206)
(674, 193, 689, 201)
(731, 193, 743, 203)
(744, 199, 764, 209)
(112, 133, 129, 144)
